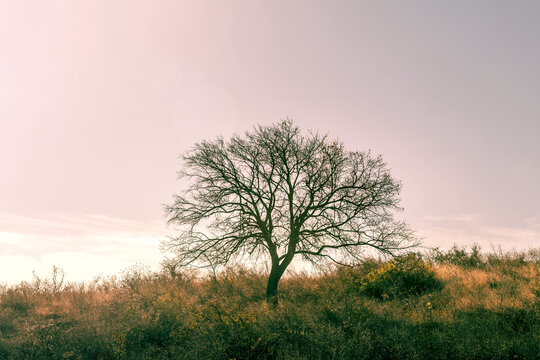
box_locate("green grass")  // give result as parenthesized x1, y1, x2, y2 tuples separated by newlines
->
(0, 247, 538, 359)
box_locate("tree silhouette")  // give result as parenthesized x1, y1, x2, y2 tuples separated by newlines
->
(164, 120, 417, 304)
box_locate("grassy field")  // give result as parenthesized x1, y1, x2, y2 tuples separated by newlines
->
(0, 246, 538, 359)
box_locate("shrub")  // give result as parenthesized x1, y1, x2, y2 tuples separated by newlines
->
(0, 308, 16, 336)
(124, 313, 177, 357)
(0, 288, 32, 315)
(430, 245, 485, 268)
(357, 253, 443, 299)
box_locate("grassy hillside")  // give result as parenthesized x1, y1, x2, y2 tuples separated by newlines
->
(1, 247, 538, 359)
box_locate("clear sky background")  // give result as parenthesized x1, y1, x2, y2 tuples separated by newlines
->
(1, 1, 539, 283)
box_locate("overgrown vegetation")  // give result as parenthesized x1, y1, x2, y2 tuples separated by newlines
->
(352, 253, 444, 299)
(0, 246, 538, 359)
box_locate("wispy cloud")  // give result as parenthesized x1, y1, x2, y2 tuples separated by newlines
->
(416, 213, 540, 251)
(2, 211, 539, 284)
(0, 212, 167, 284)
(0, 212, 165, 235)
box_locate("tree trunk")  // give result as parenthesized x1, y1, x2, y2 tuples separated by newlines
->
(266, 265, 283, 306)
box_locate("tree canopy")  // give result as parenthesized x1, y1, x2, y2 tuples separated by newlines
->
(164, 120, 417, 303)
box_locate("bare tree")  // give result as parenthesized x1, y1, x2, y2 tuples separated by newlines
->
(164, 120, 417, 304)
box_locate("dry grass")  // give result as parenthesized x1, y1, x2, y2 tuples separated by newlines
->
(0, 248, 538, 359)
(433, 262, 538, 310)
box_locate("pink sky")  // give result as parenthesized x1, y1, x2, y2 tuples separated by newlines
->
(1, 1, 539, 283)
